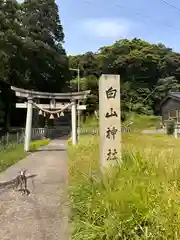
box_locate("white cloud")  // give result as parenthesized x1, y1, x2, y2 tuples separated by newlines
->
(81, 18, 131, 38)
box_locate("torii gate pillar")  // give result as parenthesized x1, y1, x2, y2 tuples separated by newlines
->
(24, 97, 33, 152)
(71, 99, 77, 145)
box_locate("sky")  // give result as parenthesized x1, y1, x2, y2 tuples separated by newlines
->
(57, 0, 180, 55)
(17, 0, 180, 55)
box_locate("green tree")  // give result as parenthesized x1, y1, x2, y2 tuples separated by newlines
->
(0, 0, 25, 130)
(22, 0, 70, 92)
(70, 38, 180, 116)
(70, 75, 99, 114)
(0, 0, 23, 84)
(0, 0, 71, 130)
(155, 76, 180, 100)
(69, 52, 100, 78)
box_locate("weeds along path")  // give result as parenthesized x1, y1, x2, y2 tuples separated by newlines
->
(0, 138, 69, 240)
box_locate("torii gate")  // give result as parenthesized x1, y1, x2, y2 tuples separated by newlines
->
(11, 86, 90, 152)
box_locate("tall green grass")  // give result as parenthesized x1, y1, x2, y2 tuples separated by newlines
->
(124, 113, 161, 131)
(81, 116, 99, 128)
(0, 138, 50, 172)
(81, 114, 161, 132)
(69, 134, 180, 239)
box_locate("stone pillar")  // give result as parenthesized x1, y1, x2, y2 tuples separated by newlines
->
(24, 97, 33, 152)
(99, 74, 121, 168)
(71, 99, 77, 145)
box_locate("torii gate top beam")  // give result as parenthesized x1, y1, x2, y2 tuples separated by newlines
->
(11, 86, 90, 100)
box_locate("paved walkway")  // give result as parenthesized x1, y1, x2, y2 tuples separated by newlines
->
(141, 129, 166, 134)
(0, 139, 69, 240)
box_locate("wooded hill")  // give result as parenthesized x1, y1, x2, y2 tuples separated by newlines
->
(69, 39, 180, 120)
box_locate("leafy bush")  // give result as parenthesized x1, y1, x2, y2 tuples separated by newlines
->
(167, 121, 175, 135)
(30, 138, 50, 152)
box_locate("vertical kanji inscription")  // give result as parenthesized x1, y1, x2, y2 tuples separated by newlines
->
(99, 74, 121, 168)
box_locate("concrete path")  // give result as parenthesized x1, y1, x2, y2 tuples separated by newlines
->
(141, 129, 166, 134)
(0, 139, 69, 240)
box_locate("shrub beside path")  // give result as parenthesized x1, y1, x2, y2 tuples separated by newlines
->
(0, 138, 69, 240)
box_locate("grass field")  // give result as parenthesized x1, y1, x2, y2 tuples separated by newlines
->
(0, 138, 50, 172)
(69, 133, 180, 239)
(81, 114, 161, 131)
(125, 114, 161, 131)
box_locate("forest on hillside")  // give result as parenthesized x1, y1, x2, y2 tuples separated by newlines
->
(1, 1, 180, 130)
(69, 39, 180, 120)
